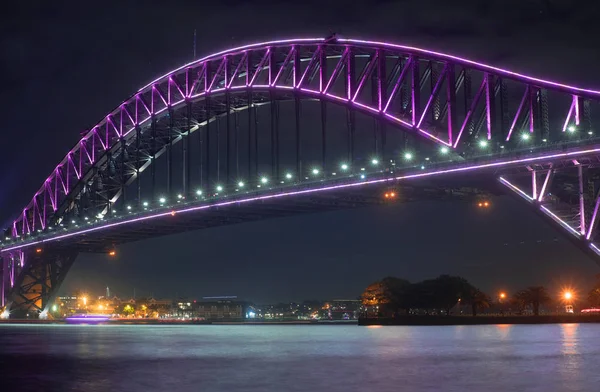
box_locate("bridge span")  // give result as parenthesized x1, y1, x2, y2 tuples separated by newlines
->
(3, 36, 600, 318)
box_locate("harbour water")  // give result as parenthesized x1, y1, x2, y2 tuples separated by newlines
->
(1, 323, 599, 391)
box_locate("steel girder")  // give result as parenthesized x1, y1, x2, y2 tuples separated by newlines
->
(6, 36, 600, 242)
(1, 249, 77, 318)
(499, 153, 600, 262)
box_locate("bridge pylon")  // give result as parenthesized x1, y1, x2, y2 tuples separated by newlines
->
(1, 249, 77, 319)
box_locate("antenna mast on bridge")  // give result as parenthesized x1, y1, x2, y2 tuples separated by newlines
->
(193, 29, 197, 59)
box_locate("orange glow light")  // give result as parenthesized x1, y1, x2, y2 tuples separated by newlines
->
(384, 193, 389, 198)
(484, 201, 489, 207)
(36, 248, 42, 253)
(390, 192, 396, 197)
(171, 211, 176, 216)
(499, 292, 506, 299)
(478, 202, 483, 207)
(108, 250, 116, 257)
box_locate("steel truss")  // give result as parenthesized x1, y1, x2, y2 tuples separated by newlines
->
(2, 36, 600, 316)
(1, 250, 77, 317)
(499, 153, 600, 260)
(6, 36, 600, 240)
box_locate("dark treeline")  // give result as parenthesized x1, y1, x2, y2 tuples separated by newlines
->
(361, 275, 491, 317)
(359, 275, 580, 317)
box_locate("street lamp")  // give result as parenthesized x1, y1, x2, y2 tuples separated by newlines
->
(499, 292, 506, 303)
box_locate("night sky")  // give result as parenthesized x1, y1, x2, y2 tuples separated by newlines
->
(2, 1, 600, 303)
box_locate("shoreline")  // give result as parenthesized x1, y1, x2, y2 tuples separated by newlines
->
(0, 319, 358, 326)
(358, 315, 600, 326)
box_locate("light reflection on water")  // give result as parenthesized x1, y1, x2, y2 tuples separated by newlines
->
(1, 324, 600, 392)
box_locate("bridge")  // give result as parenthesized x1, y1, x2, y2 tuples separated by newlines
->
(2, 36, 600, 318)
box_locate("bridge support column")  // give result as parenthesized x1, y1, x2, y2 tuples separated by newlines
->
(5, 249, 77, 319)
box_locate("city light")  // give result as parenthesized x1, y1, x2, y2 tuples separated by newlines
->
(440, 146, 449, 154)
(521, 133, 530, 140)
(340, 163, 349, 171)
(177, 194, 183, 199)
(196, 189, 203, 196)
(36, 248, 42, 253)
(82, 297, 87, 306)
(143, 201, 149, 207)
(479, 140, 488, 148)
(371, 159, 379, 165)
(499, 292, 506, 299)
(52, 304, 58, 312)
(404, 152, 413, 160)
(159, 197, 166, 204)
(285, 173, 293, 179)
(260, 177, 268, 184)
(238, 181, 245, 188)
(216, 185, 223, 192)
(312, 168, 320, 175)
(108, 250, 116, 257)
(568, 125, 576, 133)
(127, 205, 132, 210)
(563, 290, 573, 301)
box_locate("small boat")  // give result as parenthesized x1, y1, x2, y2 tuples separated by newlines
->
(65, 314, 110, 324)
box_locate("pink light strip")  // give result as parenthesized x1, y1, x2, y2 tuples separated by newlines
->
(417, 65, 448, 128)
(453, 78, 486, 148)
(271, 48, 293, 87)
(506, 87, 529, 141)
(249, 49, 270, 87)
(352, 52, 378, 102)
(538, 168, 552, 202)
(562, 99, 575, 132)
(499, 177, 533, 201)
(7, 145, 600, 253)
(382, 57, 412, 113)
(540, 206, 582, 237)
(586, 195, 600, 240)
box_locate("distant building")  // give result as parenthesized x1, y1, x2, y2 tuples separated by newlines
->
(326, 299, 361, 320)
(193, 296, 255, 320)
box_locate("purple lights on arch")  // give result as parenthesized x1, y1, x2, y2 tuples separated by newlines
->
(7, 36, 600, 240)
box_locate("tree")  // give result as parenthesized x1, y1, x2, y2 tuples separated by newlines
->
(588, 288, 600, 307)
(117, 304, 135, 317)
(361, 277, 411, 315)
(514, 286, 551, 316)
(467, 289, 491, 316)
(429, 275, 475, 315)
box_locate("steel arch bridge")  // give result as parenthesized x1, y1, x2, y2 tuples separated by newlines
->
(3, 35, 600, 318)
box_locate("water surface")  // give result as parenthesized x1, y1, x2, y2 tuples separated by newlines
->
(1, 323, 599, 391)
